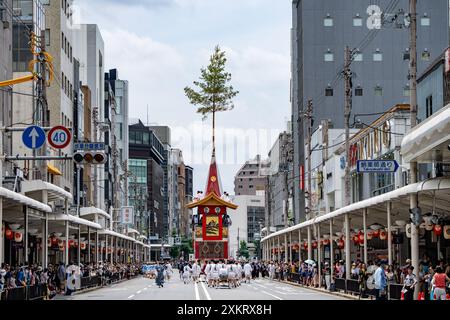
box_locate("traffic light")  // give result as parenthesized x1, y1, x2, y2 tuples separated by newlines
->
(73, 152, 107, 165)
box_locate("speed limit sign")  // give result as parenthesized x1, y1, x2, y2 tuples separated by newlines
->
(48, 126, 72, 149)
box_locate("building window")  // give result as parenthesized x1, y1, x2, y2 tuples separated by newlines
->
(324, 14, 333, 27)
(421, 14, 430, 26)
(355, 86, 363, 96)
(374, 86, 383, 96)
(45, 29, 50, 46)
(353, 52, 363, 62)
(421, 49, 430, 61)
(61, 32, 64, 49)
(324, 50, 334, 62)
(426, 95, 433, 118)
(325, 86, 333, 96)
(353, 14, 363, 27)
(403, 85, 411, 97)
(373, 49, 383, 61)
(249, 185, 254, 189)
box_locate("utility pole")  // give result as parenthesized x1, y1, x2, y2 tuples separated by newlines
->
(408, 0, 419, 300)
(305, 99, 313, 260)
(36, 32, 48, 181)
(92, 107, 99, 208)
(344, 46, 353, 207)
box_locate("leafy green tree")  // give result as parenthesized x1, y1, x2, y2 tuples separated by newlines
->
(239, 240, 250, 259)
(184, 45, 239, 153)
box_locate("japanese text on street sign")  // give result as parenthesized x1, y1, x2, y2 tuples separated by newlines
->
(121, 206, 134, 225)
(357, 160, 399, 173)
(74, 142, 105, 151)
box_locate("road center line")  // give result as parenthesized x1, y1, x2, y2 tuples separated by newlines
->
(200, 281, 212, 300)
(261, 291, 283, 300)
(194, 282, 201, 300)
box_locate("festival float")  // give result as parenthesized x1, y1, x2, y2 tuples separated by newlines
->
(187, 153, 238, 260)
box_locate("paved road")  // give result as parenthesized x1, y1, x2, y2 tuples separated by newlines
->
(59, 272, 346, 301)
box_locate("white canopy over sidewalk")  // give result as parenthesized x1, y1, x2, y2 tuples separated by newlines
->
(0, 187, 52, 213)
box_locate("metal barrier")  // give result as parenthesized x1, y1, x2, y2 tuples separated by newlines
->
(389, 284, 403, 300)
(80, 276, 101, 290)
(0, 285, 47, 301)
(346, 279, 360, 294)
(335, 278, 346, 292)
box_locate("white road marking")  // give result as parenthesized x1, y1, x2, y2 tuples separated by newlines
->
(200, 281, 212, 300)
(143, 288, 148, 291)
(194, 282, 200, 300)
(128, 295, 135, 299)
(261, 291, 283, 300)
(137, 290, 142, 294)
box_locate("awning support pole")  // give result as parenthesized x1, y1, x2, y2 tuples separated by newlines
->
(330, 219, 334, 284)
(387, 202, 392, 266)
(345, 213, 351, 280)
(363, 209, 368, 264)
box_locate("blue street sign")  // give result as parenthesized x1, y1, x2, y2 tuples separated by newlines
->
(357, 160, 400, 173)
(22, 126, 46, 150)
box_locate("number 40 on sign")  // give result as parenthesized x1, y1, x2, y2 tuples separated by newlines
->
(48, 126, 72, 149)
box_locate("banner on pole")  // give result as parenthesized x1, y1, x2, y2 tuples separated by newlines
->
(121, 206, 134, 225)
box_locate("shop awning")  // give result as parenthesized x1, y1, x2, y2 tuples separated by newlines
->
(80, 207, 111, 220)
(401, 104, 450, 163)
(47, 163, 62, 176)
(99, 229, 136, 242)
(22, 180, 73, 202)
(127, 228, 140, 235)
(262, 178, 450, 243)
(0, 187, 52, 213)
(47, 214, 102, 229)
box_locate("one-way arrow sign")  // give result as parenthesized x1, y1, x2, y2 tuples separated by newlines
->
(357, 160, 400, 173)
(22, 126, 46, 150)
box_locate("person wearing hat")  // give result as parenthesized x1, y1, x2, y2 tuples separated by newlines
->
(402, 265, 417, 300)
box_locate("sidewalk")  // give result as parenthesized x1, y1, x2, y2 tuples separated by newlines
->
(280, 280, 369, 300)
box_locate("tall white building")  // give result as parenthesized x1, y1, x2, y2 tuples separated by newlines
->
(229, 194, 265, 259)
(73, 24, 105, 210)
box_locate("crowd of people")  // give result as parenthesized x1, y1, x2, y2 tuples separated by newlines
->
(0, 261, 144, 299)
(262, 254, 450, 300)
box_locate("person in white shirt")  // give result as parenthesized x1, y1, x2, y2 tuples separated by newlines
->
(211, 261, 220, 287)
(228, 263, 237, 288)
(183, 263, 192, 284)
(244, 262, 252, 284)
(218, 261, 228, 284)
(165, 262, 173, 281)
(205, 261, 212, 287)
(269, 262, 276, 281)
(191, 261, 201, 283)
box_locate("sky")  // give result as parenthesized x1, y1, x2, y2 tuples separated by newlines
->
(74, 0, 292, 195)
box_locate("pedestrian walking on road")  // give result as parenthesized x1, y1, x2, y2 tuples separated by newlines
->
(156, 263, 165, 288)
(431, 266, 450, 300)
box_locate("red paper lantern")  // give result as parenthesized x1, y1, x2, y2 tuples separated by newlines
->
(68, 240, 75, 248)
(358, 232, 365, 244)
(353, 235, 359, 245)
(5, 229, 14, 240)
(379, 230, 388, 240)
(323, 239, 330, 246)
(338, 240, 345, 249)
(312, 241, 318, 249)
(58, 241, 64, 251)
(434, 225, 442, 237)
(373, 230, 380, 238)
(51, 237, 58, 246)
(14, 232, 23, 243)
(303, 242, 308, 250)
(367, 232, 373, 240)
